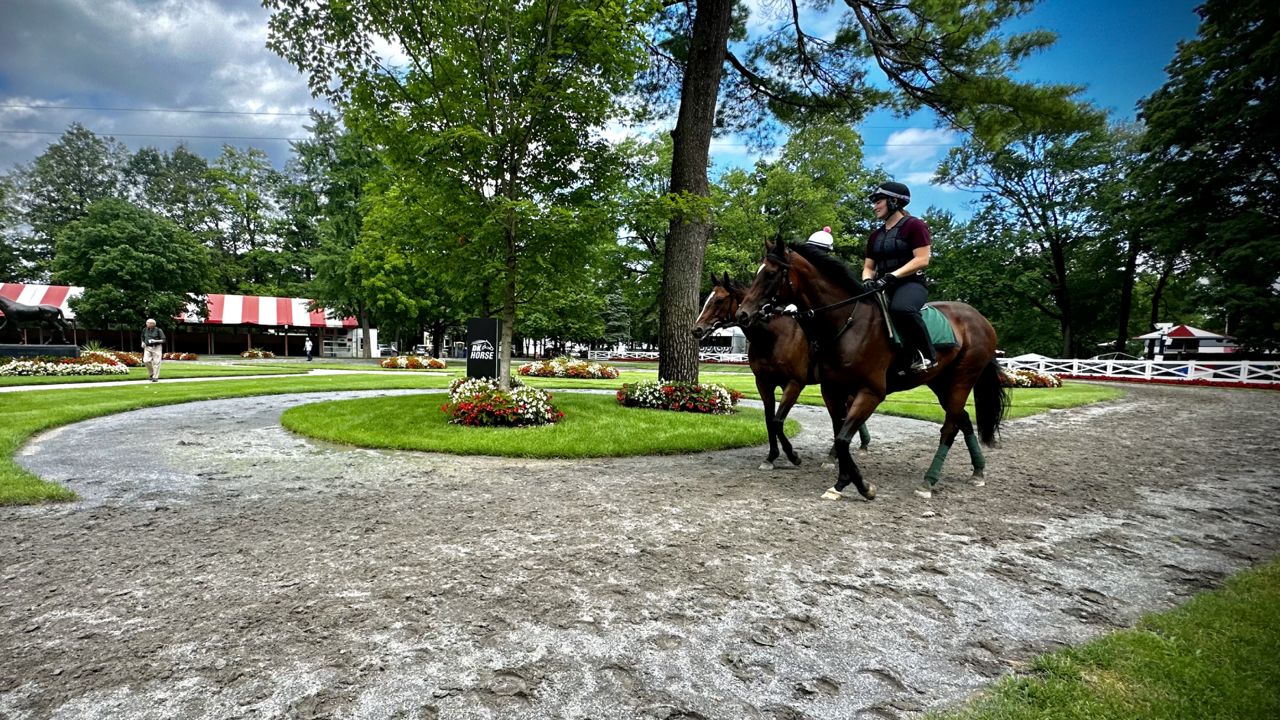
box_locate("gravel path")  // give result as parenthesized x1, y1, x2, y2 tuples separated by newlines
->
(2, 384, 1278, 720)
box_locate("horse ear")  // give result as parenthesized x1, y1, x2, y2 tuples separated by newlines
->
(721, 271, 731, 288)
(770, 239, 787, 259)
(709, 273, 719, 288)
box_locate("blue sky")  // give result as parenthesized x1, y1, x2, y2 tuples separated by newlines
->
(0, 0, 1203, 221)
(710, 0, 1204, 218)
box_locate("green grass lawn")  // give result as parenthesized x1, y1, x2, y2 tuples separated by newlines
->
(282, 392, 795, 458)
(0, 366, 1119, 505)
(933, 558, 1280, 720)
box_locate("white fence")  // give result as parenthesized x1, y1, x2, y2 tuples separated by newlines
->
(591, 351, 1279, 386)
(1003, 358, 1280, 386)
(589, 350, 749, 364)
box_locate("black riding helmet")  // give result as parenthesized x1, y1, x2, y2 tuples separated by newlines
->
(869, 181, 911, 213)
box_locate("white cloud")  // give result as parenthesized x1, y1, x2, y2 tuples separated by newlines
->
(0, 0, 322, 170)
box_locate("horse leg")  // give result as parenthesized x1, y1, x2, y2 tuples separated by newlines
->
(857, 420, 871, 453)
(821, 390, 880, 501)
(773, 381, 805, 467)
(819, 385, 845, 467)
(960, 415, 986, 487)
(758, 377, 781, 471)
(918, 386, 970, 499)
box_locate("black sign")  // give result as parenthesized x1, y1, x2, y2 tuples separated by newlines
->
(466, 317, 502, 379)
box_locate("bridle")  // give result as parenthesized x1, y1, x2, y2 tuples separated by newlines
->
(750, 251, 882, 344)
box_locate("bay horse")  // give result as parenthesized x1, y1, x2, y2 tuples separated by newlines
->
(736, 242, 1009, 500)
(0, 295, 73, 345)
(691, 272, 869, 471)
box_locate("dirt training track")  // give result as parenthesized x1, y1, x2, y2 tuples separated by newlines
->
(2, 384, 1278, 719)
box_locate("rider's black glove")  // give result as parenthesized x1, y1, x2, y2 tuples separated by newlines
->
(864, 276, 889, 292)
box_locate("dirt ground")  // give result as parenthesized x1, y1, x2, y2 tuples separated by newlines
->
(2, 383, 1278, 720)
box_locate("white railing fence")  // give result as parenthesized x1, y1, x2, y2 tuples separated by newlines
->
(589, 350, 748, 364)
(590, 351, 1278, 386)
(1002, 358, 1280, 386)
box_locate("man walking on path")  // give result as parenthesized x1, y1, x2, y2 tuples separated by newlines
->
(304, 337, 314, 361)
(141, 319, 165, 382)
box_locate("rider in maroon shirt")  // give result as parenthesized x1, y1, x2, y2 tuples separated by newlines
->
(861, 181, 937, 372)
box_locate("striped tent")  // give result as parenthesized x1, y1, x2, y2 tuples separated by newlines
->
(0, 283, 357, 328)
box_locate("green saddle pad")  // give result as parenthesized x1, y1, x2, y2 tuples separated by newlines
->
(922, 305, 958, 348)
(880, 299, 958, 349)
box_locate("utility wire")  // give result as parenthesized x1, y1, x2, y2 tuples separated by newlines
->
(0, 104, 316, 117)
(0, 129, 957, 147)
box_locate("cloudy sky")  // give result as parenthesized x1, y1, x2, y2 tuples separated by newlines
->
(1, 0, 1202, 217)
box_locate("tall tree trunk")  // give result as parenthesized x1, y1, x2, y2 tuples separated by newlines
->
(1149, 256, 1176, 329)
(499, 225, 518, 390)
(657, 0, 734, 383)
(360, 308, 372, 359)
(431, 320, 446, 358)
(1114, 231, 1141, 353)
(1049, 237, 1073, 357)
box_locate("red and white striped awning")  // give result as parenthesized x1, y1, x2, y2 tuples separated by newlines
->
(0, 283, 80, 317)
(182, 294, 358, 328)
(1133, 324, 1232, 340)
(0, 283, 358, 328)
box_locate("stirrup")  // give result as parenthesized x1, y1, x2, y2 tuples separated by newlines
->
(910, 356, 937, 372)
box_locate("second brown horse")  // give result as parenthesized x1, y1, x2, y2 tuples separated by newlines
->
(692, 272, 868, 470)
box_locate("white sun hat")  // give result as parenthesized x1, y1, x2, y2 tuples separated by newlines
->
(805, 226, 834, 249)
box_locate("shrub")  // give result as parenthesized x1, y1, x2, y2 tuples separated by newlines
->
(380, 355, 447, 369)
(240, 348, 275, 359)
(517, 356, 620, 379)
(441, 376, 562, 427)
(1000, 367, 1062, 388)
(162, 352, 198, 361)
(616, 379, 742, 415)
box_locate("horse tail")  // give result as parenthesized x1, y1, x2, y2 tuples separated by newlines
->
(974, 357, 1010, 446)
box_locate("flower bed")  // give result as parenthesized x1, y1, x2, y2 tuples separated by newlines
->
(1000, 367, 1063, 388)
(163, 352, 199, 361)
(442, 376, 562, 427)
(81, 350, 142, 367)
(616, 379, 743, 415)
(381, 355, 447, 369)
(518, 357, 620, 379)
(0, 355, 128, 377)
(240, 348, 275, 359)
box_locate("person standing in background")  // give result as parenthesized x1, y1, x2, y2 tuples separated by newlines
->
(304, 336, 314, 361)
(141, 318, 165, 382)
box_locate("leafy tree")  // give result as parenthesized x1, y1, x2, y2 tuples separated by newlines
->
(292, 114, 385, 356)
(0, 173, 34, 281)
(709, 120, 882, 278)
(208, 146, 283, 293)
(936, 114, 1124, 356)
(640, 0, 1089, 381)
(1137, 0, 1279, 351)
(266, 0, 655, 386)
(52, 198, 212, 331)
(21, 124, 129, 279)
(124, 144, 222, 253)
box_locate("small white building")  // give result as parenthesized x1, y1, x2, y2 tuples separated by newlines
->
(1134, 323, 1237, 360)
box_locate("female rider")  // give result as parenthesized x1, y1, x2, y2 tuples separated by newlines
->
(862, 181, 936, 373)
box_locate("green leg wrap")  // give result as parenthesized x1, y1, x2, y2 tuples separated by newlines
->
(964, 433, 985, 473)
(924, 443, 950, 487)
(858, 423, 871, 448)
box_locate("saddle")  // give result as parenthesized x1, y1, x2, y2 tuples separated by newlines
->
(874, 294, 958, 351)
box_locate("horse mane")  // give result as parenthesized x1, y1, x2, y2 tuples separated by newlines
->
(787, 243, 864, 295)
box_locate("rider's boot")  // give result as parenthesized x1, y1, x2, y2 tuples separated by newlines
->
(899, 313, 937, 373)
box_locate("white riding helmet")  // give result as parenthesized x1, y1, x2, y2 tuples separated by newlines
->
(805, 226, 834, 250)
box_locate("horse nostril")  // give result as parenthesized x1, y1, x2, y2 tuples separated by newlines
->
(736, 310, 750, 325)
(690, 327, 703, 338)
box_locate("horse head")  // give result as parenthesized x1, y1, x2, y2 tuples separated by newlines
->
(691, 271, 743, 339)
(737, 241, 799, 328)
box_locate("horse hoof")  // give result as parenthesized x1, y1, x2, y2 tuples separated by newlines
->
(856, 446, 871, 456)
(759, 461, 775, 471)
(821, 461, 836, 470)
(860, 483, 877, 500)
(970, 474, 986, 487)
(786, 454, 802, 467)
(820, 488, 842, 501)
(914, 481, 933, 499)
